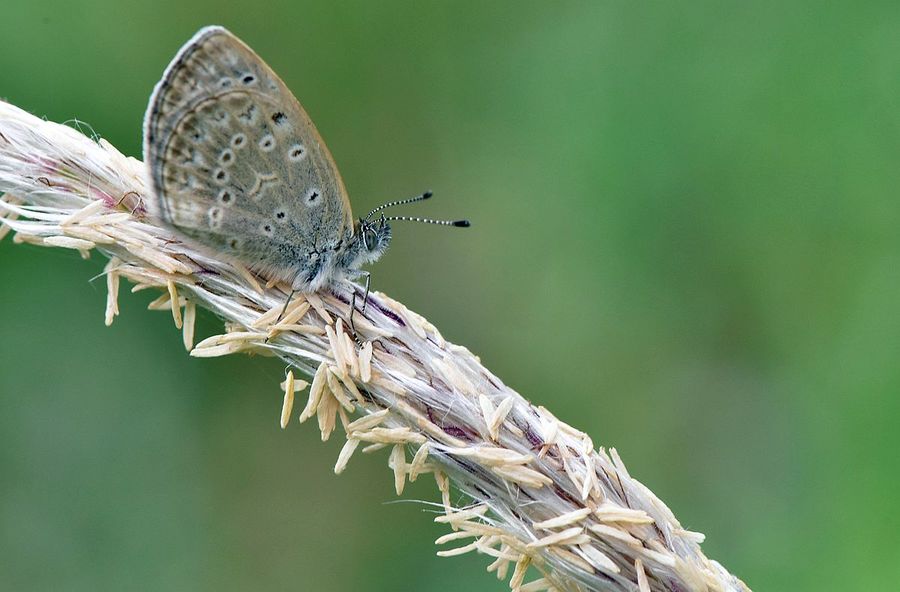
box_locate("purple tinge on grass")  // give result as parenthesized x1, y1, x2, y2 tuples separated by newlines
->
(0, 100, 750, 592)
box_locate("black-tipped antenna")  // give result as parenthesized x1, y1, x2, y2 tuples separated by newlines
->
(384, 215, 470, 228)
(365, 191, 433, 220)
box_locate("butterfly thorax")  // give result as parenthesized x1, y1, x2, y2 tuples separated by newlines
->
(283, 217, 389, 291)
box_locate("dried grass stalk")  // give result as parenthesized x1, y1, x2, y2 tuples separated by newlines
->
(0, 100, 750, 592)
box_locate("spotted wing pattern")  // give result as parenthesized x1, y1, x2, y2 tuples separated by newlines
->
(143, 26, 354, 286)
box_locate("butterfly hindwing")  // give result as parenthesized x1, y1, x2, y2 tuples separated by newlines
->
(143, 26, 354, 282)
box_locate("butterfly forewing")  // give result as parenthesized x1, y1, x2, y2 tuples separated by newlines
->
(143, 26, 354, 283)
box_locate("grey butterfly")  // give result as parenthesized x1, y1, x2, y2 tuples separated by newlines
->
(143, 25, 467, 303)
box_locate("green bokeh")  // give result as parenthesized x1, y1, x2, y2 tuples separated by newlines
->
(2, 2, 899, 590)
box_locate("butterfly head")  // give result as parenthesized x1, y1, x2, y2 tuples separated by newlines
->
(353, 215, 392, 266)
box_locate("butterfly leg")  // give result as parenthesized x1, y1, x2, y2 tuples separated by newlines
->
(264, 289, 296, 343)
(348, 272, 371, 346)
(276, 289, 297, 324)
(361, 271, 371, 313)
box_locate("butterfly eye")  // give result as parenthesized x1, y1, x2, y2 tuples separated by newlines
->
(364, 229, 378, 251)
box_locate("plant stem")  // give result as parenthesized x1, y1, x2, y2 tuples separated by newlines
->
(0, 100, 750, 592)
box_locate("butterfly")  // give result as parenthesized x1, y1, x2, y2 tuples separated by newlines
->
(143, 25, 468, 319)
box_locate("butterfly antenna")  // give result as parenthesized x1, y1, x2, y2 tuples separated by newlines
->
(384, 215, 470, 228)
(365, 191, 433, 220)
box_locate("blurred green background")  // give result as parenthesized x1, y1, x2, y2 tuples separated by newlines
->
(2, 1, 899, 590)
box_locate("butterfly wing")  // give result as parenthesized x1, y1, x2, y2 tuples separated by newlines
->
(143, 26, 354, 286)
